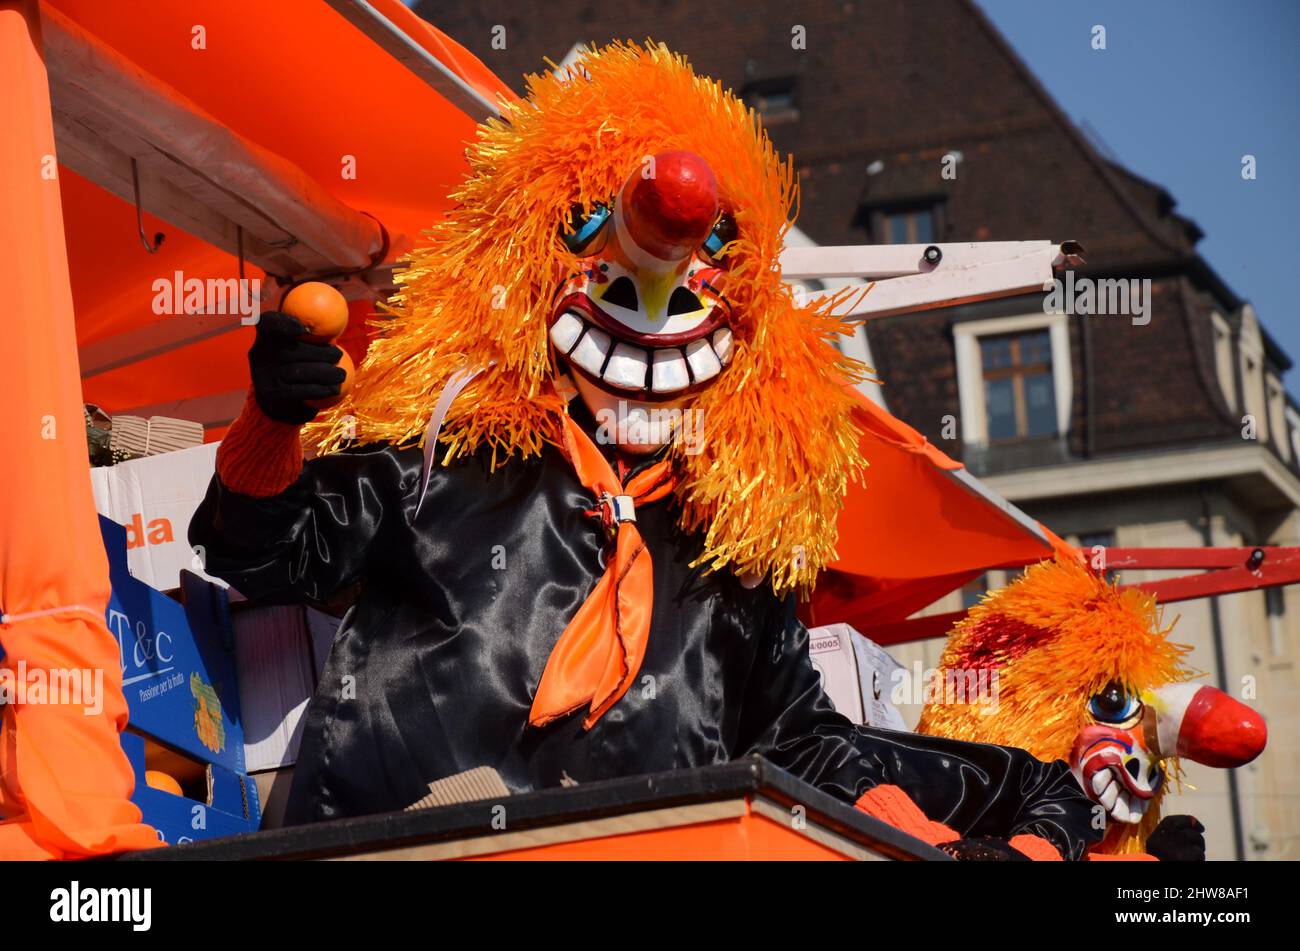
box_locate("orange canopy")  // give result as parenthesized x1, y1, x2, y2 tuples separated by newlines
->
(5, 0, 1071, 859)
(1, 0, 515, 858)
(58, 0, 515, 428)
(806, 388, 1073, 639)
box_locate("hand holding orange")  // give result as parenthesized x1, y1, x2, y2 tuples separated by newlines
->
(281, 282, 353, 408)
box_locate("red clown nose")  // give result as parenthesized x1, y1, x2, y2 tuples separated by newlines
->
(618, 150, 719, 263)
(1154, 682, 1267, 769)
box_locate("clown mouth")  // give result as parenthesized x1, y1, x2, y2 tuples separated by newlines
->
(1089, 766, 1155, 824)
(549, 293, 733, 399)
(1079, 744, 1163, 825)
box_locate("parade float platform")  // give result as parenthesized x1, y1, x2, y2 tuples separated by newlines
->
(120, 758, 946, 861)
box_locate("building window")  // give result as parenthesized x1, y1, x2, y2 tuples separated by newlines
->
(1211, 311, 1237, 412)
(853, 200, 943, 245)
(741, 77, 798, 124)
(882, 207, 936, 245)
(1238, 306, 1269, 441)
(1267, 375, 1289, 461)
(1286, 406, 1300, 463)
(953, 313, 1072, 450)
(960, 573, 987, 610)
(980, 330, 1057, 442)
(1266, 586, 1287, 658)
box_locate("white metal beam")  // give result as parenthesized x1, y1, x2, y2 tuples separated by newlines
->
(323, 0, 502, 122)
(781, 241, 1066, 320)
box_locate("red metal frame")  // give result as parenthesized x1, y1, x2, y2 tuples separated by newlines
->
(864, 546, 1300, 646)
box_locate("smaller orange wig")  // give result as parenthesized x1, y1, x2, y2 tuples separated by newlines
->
(917, 557, 1194, 852)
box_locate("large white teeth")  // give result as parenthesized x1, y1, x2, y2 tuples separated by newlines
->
(553, 305, 732, 393)
(712, 327, 734, 365)
(1091, 770, 1112, 796)
(1099, 780, 1119, 812)
(603, 343, 650, 389)
(569, 325, 611, 377)
(685, 338, 722, 383)
(1112, 790, 1139, 824)
(549, 311, 584, 352)
(651, 349, 690, 394)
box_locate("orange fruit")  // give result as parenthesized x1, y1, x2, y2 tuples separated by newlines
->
(307, 348, 355, 410)
(282, 281, 348, 342)
(144, 770, 183, 797)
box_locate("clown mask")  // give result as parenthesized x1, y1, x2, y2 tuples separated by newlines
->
(550, 151, 735, 454)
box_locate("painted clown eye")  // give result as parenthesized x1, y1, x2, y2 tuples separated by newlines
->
(560, 202, 611, 254)
(701, 211, 738, 264)
(1088, 681, 1143, 725)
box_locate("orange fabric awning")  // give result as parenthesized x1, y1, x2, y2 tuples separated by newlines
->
(806, 388, 1073, 636)
(0, 0, 159, 859)
(1, 0, 516, 858)
(54, 0, 518, 423)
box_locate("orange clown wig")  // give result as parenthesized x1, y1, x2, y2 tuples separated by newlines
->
(306, 41, 867, 594)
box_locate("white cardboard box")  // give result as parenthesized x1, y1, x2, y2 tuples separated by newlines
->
(234, 605, 315, 773)
(236, 605, 341, 772)
(90, 442, 220, 590)
(807, 623, 906, 730)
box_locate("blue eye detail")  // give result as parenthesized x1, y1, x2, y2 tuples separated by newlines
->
(561, 202, 611, 254)
(1089, 681, 1142, 724)
(701, 212, 738, 263)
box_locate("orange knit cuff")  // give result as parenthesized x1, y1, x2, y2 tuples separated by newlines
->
(853, 784, 959, 848)
(215, 392, 304, 498)
(1008, 833, 1063, 861)
(1085, 849, 1158, 861)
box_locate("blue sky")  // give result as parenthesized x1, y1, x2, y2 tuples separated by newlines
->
(977, 0, 1300, 380)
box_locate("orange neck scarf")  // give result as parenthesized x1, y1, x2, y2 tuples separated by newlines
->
(528, 414, 675, 729)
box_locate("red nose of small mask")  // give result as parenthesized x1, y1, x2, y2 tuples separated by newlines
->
(1158, 683, 1268, 768)
(619, 150, 719, 263)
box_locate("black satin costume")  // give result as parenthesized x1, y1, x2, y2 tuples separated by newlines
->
(189, 401, 1101, 857)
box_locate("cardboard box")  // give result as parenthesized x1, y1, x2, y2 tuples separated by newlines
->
(90, 442, 220, 590)
(807, 623, 907, 730)
(235, 605, 340, 771)
(100, 516, 245, 773)
(121, 731, 260, 844)
(234, 605, 314, 772)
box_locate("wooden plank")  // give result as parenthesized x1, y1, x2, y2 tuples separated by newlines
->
(42, 3, 384, 277)
(330, 800, 748, 861)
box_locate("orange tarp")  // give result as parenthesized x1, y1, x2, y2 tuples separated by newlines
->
(2, 0, 515, 858)
(57, 0, 516, 420)
(4, 0, 1071, 859)
(0, 0, 158, 859)
(806, 388, 1071, 634)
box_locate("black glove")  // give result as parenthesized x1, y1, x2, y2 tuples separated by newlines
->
(938, 837, 1031, 861)
(249, 311, 346, 424)
(1146, 815, 1206, 861)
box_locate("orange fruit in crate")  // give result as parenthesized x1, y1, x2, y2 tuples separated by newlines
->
(307, 348, 355, 410)
(282, 281, 349, 342)
(144, 770, 183, 797)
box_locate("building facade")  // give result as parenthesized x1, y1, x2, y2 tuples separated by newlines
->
(424, 0, 1298, 859)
